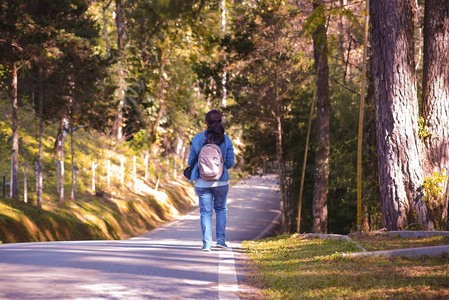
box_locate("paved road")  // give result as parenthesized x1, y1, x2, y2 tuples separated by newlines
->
(0, 175, 280, 300)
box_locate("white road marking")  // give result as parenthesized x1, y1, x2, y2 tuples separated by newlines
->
(218, 242, 240, 300)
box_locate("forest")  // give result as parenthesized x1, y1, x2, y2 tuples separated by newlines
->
(1, 0, 448, 235)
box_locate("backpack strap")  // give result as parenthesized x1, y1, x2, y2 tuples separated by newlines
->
(191, 132, 207, 166)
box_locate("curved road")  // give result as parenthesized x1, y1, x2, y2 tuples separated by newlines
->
(0, 175, 280, 299)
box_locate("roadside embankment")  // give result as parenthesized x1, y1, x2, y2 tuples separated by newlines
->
(0, 179, 197, 244)
(301, 231, 449, 258)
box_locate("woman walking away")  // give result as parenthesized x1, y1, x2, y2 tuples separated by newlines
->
(188, 110, 235, 252)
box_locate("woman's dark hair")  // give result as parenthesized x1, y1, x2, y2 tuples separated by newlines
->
(205, 110, 225, 145)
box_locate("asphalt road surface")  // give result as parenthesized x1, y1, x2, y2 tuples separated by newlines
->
(0, 175, 280, 300)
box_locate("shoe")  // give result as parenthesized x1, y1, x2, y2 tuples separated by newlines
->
(216, 239, 228, 249)
(202, 246, 211, 252)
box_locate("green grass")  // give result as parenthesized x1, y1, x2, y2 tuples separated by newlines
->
(0, 176, 198, 243)
(351, 233, 449, 251)
(0, 100, 200, 243)
(241, 234, 449, 299)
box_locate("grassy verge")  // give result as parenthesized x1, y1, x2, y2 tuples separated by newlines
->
(0, 178, 197, 244)
(241, 234, 449, 299)
(0, 100, 204, 244)
(351, 233, 449, 251)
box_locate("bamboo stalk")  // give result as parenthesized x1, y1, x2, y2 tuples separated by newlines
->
(297, 87, 317, 234)
(357, 0, 369, 232)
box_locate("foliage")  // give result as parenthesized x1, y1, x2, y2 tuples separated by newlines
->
(423, 170, 448, 230)
(226, 0, 311, 172)
(0, 0, 372, 234)
(0, 0, 110, 133)
(3, 0, 443, 235)
(418, 117, 432, 141)
(219, 0, 374, 234)
(0, 128, 12, 169)
(110, 0, 210, 145)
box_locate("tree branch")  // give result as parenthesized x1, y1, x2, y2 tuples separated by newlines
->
(329, 75, 361, 96)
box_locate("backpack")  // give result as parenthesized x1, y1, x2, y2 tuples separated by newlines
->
(198, 143, 224, 181)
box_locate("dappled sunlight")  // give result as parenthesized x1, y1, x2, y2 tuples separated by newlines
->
(0, 240, 222, 299)
(17, 215, 46, 241)
(394, 264, 449, 278)
(133, 178, 180, 219)
(0, 166, 198, 243)
(112, 199, 130, 214)
(244, 235, 449, 299)
(0, 206, 46, 241)
(129, 201, 165, 224)
(78, 283, 145, 299)
(233, 184, 278, 191)
(176, 213, 200, 221)
(1, 97, 199, 244)
(0, 203, 22, 219)
(79, 254, 158, 265)
(0, 174, 277, 298)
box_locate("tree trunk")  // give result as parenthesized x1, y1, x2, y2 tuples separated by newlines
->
(274, 60, 288, 233)
(92, 162, 96, 193)
(151, 53, 166, 142)
(102, 1, 112, 58)
(276, 114, 288, 233)
(115, 0, 124, 55)
(370, 0, 432, 230)
(115, 64, 126, 141)
(312, 0, 330, 234)
(57, 117, 68, 205)
(36, 70, 44, 208)
(11, 62, 19, 200)
(70, 129, 75, 202)
(152, 101, 165, 142)
(221, 0, 227, 109)
(114, 0, 125, 141)
(68, 65, 75, 202)
(338, 0, 351, 83)
(23, 161, 27, 203)
(422, 0, 449, 229)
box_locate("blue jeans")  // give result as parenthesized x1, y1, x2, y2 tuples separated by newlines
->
(195, 185, 229, 249)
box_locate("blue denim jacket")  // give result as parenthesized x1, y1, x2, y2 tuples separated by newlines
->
(187, 131, 235, 183)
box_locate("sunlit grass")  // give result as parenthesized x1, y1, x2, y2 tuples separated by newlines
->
(241, 234, 449, 299)
(0, 100, 198, 243)
(0, 171, 198, 243)
(351, 233, 449, 251)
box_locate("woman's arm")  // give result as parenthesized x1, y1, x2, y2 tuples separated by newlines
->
(224, 136, 235, 169)
(187, 135, 199, 166)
